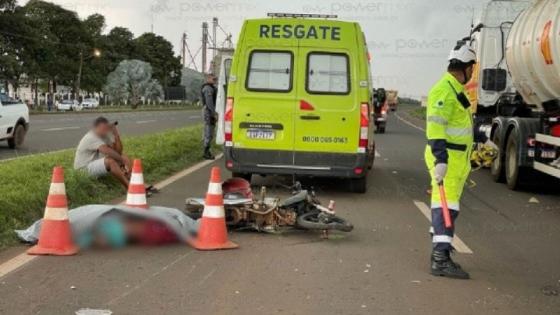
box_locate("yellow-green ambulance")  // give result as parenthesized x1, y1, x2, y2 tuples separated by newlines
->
(224, 13, 375, 192)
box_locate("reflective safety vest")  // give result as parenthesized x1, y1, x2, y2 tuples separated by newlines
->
(426, 72, 474, 153)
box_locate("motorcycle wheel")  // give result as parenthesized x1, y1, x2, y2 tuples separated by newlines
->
(296, 211, 354, 232)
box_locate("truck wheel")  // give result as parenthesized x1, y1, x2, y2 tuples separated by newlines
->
(7, 124, 26, 149)
(349, 176, 367, 194)
(490, 131, 505, 182)
(232, 172, 252, 182)
(504, 128, 528, 190)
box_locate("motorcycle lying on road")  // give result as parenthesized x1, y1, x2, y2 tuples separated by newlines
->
(185, 179, 353, 234)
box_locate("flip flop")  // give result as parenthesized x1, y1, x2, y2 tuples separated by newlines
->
(146, 185, 159, 194)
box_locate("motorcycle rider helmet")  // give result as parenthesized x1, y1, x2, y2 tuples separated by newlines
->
(222, 178, 253, 199)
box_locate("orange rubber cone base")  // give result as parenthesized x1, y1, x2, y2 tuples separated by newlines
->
(188, 238, 239, 251)
(27, 244, 78, 256)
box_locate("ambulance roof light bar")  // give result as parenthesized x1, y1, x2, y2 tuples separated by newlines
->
(267, 13, 338, 19)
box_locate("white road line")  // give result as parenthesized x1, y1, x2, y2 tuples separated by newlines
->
(0, 154, 224, 280)
(395, 112, 425, 132)
(0, 253, 36, 278)
(413, 200, 473, 254)
(152, 154, 223, 191)
(41, 126, 81, 132)
(136, 120, 157, 124)
(375, 150, 381, 158)
(188, 116, 201, 120)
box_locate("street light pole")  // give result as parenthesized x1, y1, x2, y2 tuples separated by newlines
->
(76, 50, 84, 101)
(76, 49, 101, 101)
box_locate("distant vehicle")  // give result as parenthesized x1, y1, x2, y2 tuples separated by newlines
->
(81, 98, 99, 109)
(224, 13, 375, 193)
(0, 93, 30, 149)
(421, 96, 428, 108)
(56, 99, 81, 111)
(468, 0, 560, 189)
(373, 88, 388, 134)
(386, 90, 399, 111)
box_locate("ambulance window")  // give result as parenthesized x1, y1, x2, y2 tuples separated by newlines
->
(306, 53, 350, 94)
(247, 51, 292, 92)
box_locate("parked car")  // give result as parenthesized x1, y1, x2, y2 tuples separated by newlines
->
(81, 98, 99, 109)
(56, 99, 81, 111)
(0, 93, 30, 149)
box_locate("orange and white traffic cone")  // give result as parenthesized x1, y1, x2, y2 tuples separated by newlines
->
(191, 167, 238, 250)
(126, 159, 148, 209)
(28, 166, 79, 256)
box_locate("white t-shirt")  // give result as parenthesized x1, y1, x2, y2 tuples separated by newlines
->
(74, 130, 114, 169)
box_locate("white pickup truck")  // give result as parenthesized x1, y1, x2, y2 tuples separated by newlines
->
(0, 93, 29, 149)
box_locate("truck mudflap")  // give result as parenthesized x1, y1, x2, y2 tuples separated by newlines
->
(225, 148, 369, 178)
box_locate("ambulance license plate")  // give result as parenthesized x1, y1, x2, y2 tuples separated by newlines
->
(247, 129, 275, 140)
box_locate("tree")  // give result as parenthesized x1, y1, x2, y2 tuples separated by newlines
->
(22, 0, 90, 94)
(134, 33, 182, 88)
(80, 14, 109, 94)
(0, 2, 28, 93)
(103, 59, 163, 108)
(0, 0, 15, 11)
(106, 27, 136, 61)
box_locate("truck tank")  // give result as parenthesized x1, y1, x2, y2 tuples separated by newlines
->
(506, 0, 560, 110)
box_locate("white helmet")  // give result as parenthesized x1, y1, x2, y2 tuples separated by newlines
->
(448, 41, 476, 64)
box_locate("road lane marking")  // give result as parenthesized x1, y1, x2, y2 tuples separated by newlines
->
(188, 116, 201, 120)
(413, 200, 473, 254)
(395, 112, 425, 132)
(41, 126, 81, 132)
(0, 154, 224, 280)
(152, 154, 223, 191)
(0, 253, 36, 278)
(375, 150, 381, 158)
(136, 120, 157, 124)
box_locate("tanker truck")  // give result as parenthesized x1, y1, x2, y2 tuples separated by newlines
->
(466, 0, 560, 190)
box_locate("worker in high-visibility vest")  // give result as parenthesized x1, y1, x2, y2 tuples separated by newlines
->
(425, 41, 487, 279)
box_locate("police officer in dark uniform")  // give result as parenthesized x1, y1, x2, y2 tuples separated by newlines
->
(201, 74, 218, 160)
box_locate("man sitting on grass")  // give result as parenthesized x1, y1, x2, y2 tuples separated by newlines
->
(74, 117, 131, 189)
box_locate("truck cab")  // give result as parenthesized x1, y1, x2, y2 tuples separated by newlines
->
(0, 93, 30, 149)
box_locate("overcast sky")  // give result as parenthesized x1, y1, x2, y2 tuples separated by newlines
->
(20, 0, 495, 98)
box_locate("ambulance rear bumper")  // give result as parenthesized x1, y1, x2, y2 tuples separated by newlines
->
(225, 148, 369, 178)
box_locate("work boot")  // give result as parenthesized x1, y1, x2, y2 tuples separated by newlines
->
(430, 250, 470, 279)
(203, 148, 215, 160)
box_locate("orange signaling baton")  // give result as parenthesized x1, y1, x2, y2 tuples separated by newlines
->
(438, 182, 453, 229)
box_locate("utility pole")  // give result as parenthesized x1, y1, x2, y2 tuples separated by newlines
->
(181, 33, 187, 66)
(212, 17, 218, 60)
(202, 22, 208, 74)
(76, 49, 84, 101)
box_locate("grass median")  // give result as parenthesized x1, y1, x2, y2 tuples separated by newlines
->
(409, 106, 427, 121)
(0, 124, 214, 249)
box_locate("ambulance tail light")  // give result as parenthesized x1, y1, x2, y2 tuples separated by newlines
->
(359, 103, 369, 152)
(225, 97, 234, 145)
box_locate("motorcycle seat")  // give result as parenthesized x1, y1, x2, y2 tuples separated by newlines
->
(280, 190, 308, 207)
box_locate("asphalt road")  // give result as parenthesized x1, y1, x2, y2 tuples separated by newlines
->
(0, 110, 202, 161)
(1, 112, 559, 314)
